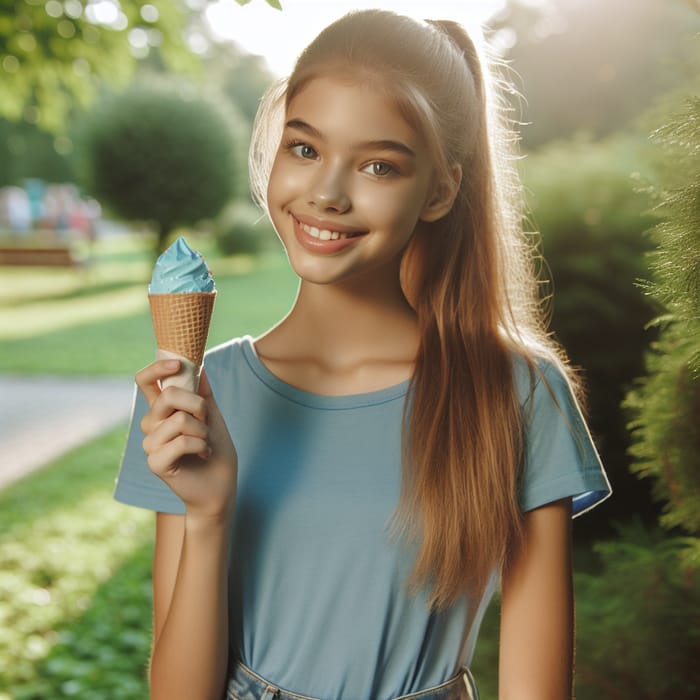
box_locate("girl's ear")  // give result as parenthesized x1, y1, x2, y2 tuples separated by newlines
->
(420, 164, 462, 222)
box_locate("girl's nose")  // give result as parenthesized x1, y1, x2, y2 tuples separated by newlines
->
(308, 167, 351, 213)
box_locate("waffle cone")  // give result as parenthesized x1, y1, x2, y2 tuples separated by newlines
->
(149, 291, 216, 367)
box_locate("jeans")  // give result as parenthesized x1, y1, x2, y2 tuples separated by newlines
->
(226, 660, 480, 700)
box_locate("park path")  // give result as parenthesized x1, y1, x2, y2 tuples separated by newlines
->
(0, 375, 135, 490)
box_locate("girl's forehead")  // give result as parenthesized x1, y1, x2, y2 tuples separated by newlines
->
(289, 65, 400, 103)
(285, 73, 424, 142)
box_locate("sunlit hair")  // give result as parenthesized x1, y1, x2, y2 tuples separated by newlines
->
(250, 10, 570, 608)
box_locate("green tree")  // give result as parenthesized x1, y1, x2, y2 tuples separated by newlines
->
(571, 94, 700, 700)
(626, 96, 700, 543)
(80, 82, 238, 254)
(1, 0, 193, 132)
(0, 0, 280, 133)
(0, 118, 76, 186)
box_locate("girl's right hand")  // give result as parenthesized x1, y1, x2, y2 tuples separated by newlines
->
(136, 359, 238, 522)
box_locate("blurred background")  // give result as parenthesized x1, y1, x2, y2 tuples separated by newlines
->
(0, 0, 698, 698)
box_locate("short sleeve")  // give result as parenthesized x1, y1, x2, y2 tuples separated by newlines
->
(113, 387, 186, 514)
(518, 360, 611, 517)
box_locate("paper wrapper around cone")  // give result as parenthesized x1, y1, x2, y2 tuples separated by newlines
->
(149, 291, 216, 391)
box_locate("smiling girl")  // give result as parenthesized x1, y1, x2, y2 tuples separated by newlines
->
(116, 10, 610, 700)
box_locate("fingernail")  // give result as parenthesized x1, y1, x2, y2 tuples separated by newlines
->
(166, 360, 179, 369)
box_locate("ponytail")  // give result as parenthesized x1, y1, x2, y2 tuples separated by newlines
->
(396, 19, 533, 608)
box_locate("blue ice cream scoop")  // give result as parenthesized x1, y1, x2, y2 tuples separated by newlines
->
(149, 236, 215, 293)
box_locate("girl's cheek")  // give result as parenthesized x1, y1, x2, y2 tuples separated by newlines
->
(269, 161, 307, 204)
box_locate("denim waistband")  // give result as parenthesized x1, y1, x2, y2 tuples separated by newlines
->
(226, 660, 480, 700)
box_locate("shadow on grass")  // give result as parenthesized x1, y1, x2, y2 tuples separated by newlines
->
(1, 279, 146, 309)
(10, 540, 154, 700)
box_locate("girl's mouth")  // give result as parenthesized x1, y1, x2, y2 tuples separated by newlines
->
(299, 221, 363, 241)
(291, 215, 368, 254)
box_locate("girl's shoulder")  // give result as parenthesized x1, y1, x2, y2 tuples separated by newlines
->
(510, 347, 612, 515)
(203, 335, 254, 367)
(510, 347, 572, 409)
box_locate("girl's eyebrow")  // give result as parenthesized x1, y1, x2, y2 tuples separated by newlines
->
(285, 118, 416, 158)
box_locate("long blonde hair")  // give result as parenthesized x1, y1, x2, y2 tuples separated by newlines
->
(249, 10, 568, 608)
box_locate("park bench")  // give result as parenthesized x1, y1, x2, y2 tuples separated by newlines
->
(0, 246, 84, 268)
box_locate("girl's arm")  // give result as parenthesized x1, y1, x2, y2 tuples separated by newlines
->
(498, 498, 574, 700)
(136, 361, 238, 700)
(149, 511, 232, 700)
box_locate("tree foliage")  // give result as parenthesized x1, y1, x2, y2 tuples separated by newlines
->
(574, 90, 700, 700)
(0, 0, 280, 133)
(625, 97, 700, 558)
(575, 522, 700, 700)
(0, 0, 192, 132)
(0, 117, 76, 186)
(81, 82, 238, 253)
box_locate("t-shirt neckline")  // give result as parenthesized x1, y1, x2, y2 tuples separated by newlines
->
(240, 335, 411, 410)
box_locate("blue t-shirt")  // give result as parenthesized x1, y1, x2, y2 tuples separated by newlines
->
(115, 335, 610, 700)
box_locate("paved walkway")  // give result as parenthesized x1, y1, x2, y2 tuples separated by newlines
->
(0, 375, 135, 490)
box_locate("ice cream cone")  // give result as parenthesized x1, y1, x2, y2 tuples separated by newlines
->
(149, 291, 216, 391)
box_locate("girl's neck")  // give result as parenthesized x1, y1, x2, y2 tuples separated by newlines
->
(255, 269, 420, 394)
(293, 279, 416, 353)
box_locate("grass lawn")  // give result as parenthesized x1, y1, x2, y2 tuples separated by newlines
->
(0, 233, 298, 374)
(0, 426, 153, 699)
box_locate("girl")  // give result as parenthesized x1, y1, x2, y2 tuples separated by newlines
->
(116, 10, 610, 700)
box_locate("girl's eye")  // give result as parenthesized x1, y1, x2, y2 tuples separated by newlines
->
(362, 162, 395, 177)
(290, 143, 317, 159)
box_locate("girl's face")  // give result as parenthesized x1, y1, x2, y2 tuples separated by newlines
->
(267, 75, 443, 288)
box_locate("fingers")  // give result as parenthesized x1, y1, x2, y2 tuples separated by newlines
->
(135, 359, 181, 406)
(146, 434, 210, 476)
(139, 365, 212, 471)
(151, 386, 207, 423)
(143, 409, 209, 456)
(143, 408, 211, 474)
(139, 375, 207, 428)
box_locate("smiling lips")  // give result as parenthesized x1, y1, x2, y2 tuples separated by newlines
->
(301, 221, 361, 241)
(292, 214, 367, 253)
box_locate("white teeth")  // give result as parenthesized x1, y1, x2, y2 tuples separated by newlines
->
(301, 221, 356, 241)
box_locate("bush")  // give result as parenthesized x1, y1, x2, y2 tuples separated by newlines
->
(624, 96, 700, 562)
(214, 201, 276, 256)
(626, 326, 700, 538)
(575, 523, 700, 700)
(80, 81, 239, 254)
